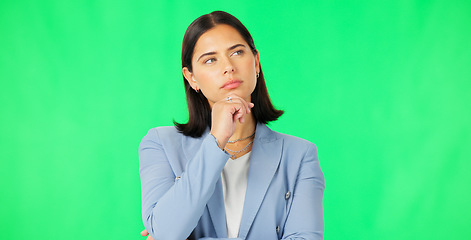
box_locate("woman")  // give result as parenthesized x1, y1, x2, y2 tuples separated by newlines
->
(139, 11, 324, 240)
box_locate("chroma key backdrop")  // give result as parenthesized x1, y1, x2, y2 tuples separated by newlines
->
(1, 0, 470, 239)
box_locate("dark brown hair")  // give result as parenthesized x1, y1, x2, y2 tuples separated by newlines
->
(174, 11, 283, 137)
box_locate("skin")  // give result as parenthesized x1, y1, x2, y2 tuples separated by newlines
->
(184, 24, 260, 148)
(142, 24, 260, 239)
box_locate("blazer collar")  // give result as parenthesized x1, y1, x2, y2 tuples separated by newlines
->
(238, 123, 282, 238)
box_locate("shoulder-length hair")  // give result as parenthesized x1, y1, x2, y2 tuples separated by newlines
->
(174, 11, 283, 137)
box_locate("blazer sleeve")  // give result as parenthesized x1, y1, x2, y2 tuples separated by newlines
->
(281, 143, 325, 240)
(139, 128, 230, 240)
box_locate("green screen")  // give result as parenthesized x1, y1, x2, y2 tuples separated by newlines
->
(1, 0, 470, 239)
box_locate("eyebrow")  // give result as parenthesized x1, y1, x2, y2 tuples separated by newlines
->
(196, 44, 246, 62)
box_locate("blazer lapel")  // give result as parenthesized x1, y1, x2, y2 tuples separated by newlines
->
(181, 125, 282, 238)
(207, 178, 228, 238)
(238, 124, 283, 239)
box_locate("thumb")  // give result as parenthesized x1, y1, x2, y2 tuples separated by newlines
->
(140, 229, 149, 236)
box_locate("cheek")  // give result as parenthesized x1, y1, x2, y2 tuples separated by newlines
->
(193, 69, 222, 102)
(242, 59, 257, 80)
(194, 69, 217, 87)
(243, 58, 256, 74)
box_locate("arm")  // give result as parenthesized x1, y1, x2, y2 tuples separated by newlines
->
(140, 95, 253, 239)
(281, 144, 325, 240)
(139, 129, 230, 240)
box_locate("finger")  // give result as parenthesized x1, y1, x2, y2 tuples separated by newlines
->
(140, 229, 149, 236)
(233, 109, 246, 123)
(226, 95, 250, 114)
(231, 107, 242, 122)
(239, 115, 245, 123)
(235, 97, 251, 114)
(239, 102, 249, 115)
(228, 100, 247, 119)
(146, 235, 154, 240)
(234, 98, 250, 115)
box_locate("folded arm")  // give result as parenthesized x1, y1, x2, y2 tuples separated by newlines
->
(139, 129, 230, 240)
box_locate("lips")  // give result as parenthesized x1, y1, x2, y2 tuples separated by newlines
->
(221, 80, 242, 89)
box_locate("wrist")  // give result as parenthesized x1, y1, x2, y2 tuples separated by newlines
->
(209, 131, 228, 150)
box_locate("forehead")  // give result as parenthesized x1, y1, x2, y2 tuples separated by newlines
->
(193, 24, 247, 56)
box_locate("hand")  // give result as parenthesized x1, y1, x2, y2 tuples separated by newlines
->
(210, 95, 254, 149)
(140, 229, 154, 240)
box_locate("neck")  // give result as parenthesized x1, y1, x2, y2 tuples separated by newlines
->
(229, 113, 256, 142)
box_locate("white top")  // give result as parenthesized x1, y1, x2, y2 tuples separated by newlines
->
(221, 151, 251, 238)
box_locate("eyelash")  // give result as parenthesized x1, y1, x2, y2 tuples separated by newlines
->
(232, 50, 244, 56)
(203, 49, 244, 64)
(204, 58, 216, 64)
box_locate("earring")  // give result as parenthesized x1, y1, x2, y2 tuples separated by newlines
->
(194, 88, 199, 93)
(256, 73, 260, 78)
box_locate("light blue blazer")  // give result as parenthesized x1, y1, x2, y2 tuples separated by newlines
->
(139, 123, 324, 240)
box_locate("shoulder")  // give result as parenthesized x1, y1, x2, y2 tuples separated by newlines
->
(140, 126, 185, 146)
(278, 132, 318, 166)
(256, 124, 318, 166)
(279, 131, 316, 150)
(263, 125, 317, 154)
(262, 126, 323, 187)
(140, 126, 210, 150)
(145, 126, 181, 138)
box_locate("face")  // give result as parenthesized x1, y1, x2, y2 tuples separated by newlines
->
(183, 24, 260, 106)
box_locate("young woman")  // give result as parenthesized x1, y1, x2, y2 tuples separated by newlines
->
(139, 11, 324, 240)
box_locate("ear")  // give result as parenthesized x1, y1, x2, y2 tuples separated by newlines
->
(182, 67, 199, 90)
(254, 50, 261, 74)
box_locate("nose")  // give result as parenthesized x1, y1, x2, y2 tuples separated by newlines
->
(222, 57, 235, 75)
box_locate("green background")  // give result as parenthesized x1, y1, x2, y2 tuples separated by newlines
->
(1, 0, 470, 239)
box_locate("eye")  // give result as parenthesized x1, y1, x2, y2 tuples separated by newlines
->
(231, 50, 244, 56)
(204, 58, 216, 64)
